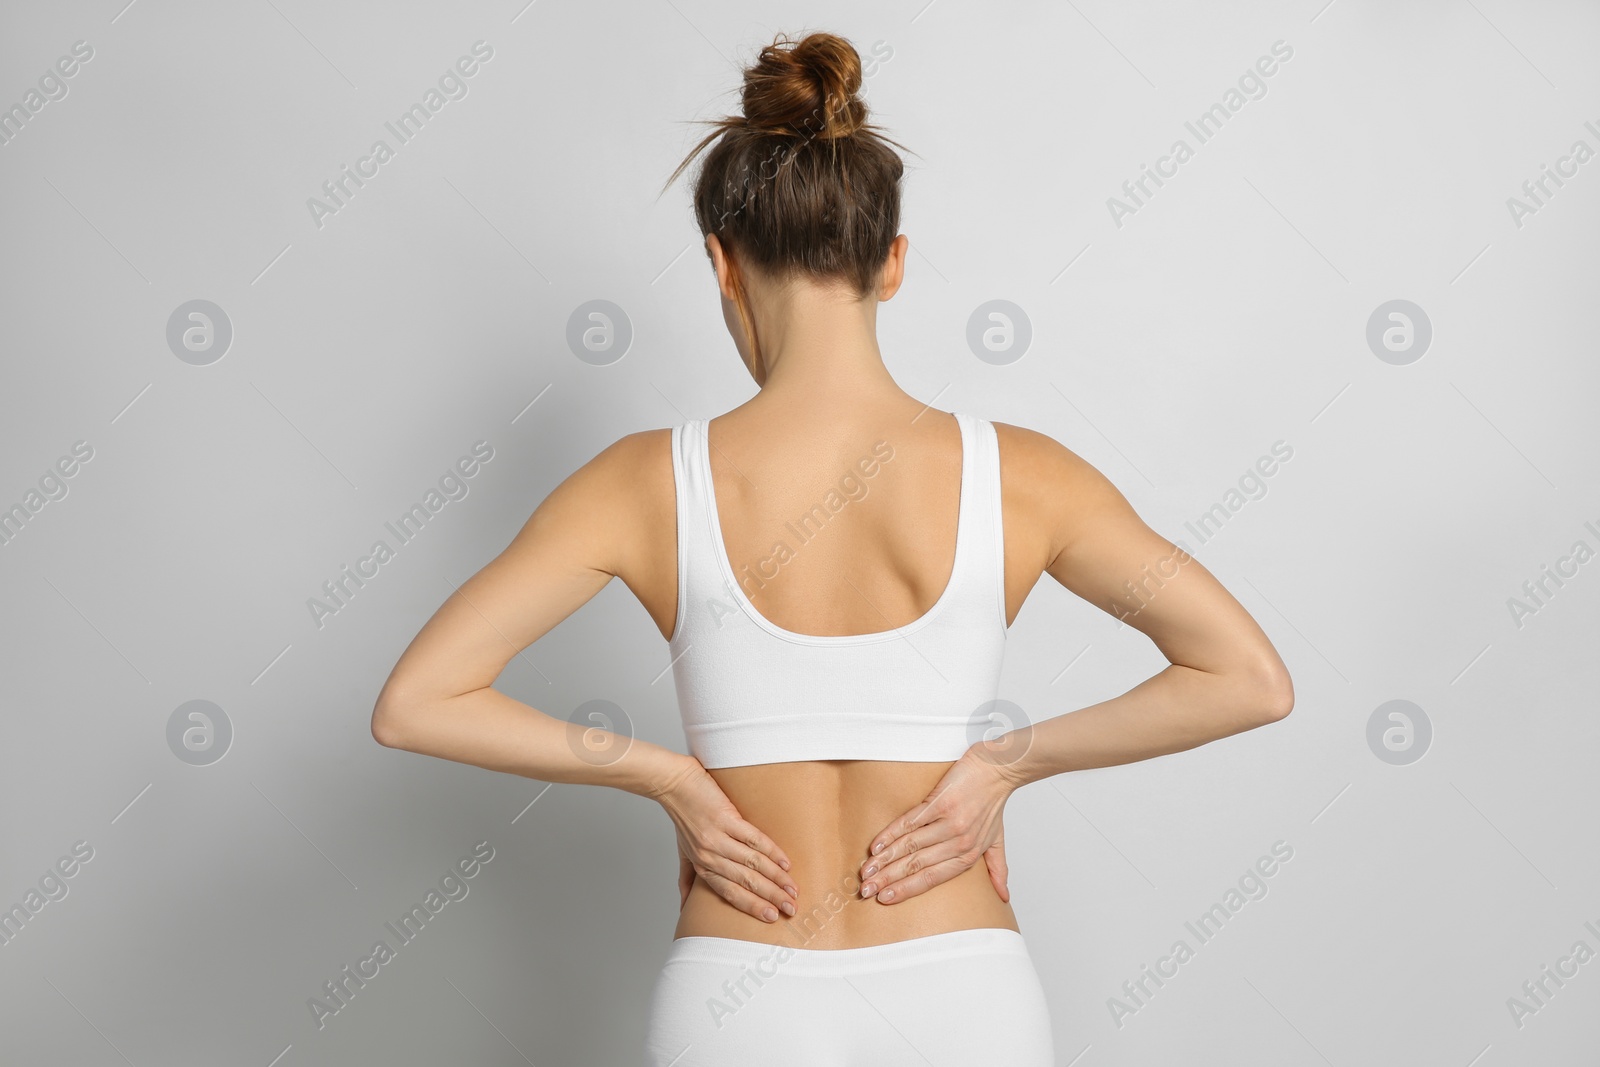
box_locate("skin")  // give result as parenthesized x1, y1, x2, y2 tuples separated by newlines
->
(371, 230, 1295, 952)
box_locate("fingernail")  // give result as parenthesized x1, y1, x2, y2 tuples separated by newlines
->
(779, 859, 790, 871)
(872, 842, 885, 855)
(863, 863, 877, 877)
(763, 907, 777, 922)
(860, 883, 876, 898)
(780, 900, 796, 916)
(784, 885, 797, 897)
(880, 889, 894, 902)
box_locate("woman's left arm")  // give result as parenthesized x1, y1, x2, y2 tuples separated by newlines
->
(856, 424, 1294, 906)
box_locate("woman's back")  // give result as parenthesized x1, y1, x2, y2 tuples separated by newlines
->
(370, 29, 1290, 1063)
(630, 394, 1033, 948)
(680, 760, 1017, 947)
(688, 396, 968, 644)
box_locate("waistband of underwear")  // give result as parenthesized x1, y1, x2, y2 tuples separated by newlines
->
(663, 925, 1031, 977)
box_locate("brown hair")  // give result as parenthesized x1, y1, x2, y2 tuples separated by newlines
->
(660, 31, 913, 304)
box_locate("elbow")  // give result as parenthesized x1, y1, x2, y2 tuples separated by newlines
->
(370, 700, 412, 750)
(1252, 666, 1294, 724)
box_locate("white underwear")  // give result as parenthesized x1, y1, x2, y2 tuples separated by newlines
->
(643, 926, 1055, 1065)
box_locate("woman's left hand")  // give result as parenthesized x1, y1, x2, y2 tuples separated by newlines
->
(856, 742, 1020, 905)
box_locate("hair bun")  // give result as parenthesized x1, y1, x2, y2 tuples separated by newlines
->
(740, 32, 866, 140)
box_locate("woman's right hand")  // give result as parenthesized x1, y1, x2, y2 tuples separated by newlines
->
(657, 758, 798, 922)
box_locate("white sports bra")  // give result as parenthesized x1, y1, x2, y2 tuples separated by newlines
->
(667, 411, 1009, 769)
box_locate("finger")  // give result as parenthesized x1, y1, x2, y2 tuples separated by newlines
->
(859, 834, 972, 899)
(864, 797, 943, 860)
(871, 854, 972, 905)
(860, 813, 956, 882)
(715, 828, 798, 901)
(725, 817, 795, 877)
(696, 865, 793, 922)
(701, 849, 798, 917)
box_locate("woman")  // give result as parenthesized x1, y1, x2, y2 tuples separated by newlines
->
(371, 30, 1293, 1065)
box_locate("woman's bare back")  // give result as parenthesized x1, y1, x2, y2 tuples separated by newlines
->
(678, 760, 1019, 947)
(623, 397, 1047, 948)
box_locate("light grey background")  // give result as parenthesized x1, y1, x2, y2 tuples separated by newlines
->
(2, 0, 1596, 1064)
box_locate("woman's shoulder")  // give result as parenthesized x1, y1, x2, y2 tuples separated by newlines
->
(988, 417, 1135, 557)
(989, 418, 1106, 490)
(582, 425, 678, 511)
(520, 426, 678, 572)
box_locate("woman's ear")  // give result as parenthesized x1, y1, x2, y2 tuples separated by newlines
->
(706, 234, 737, 301)
(877, 233, 909, 301)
